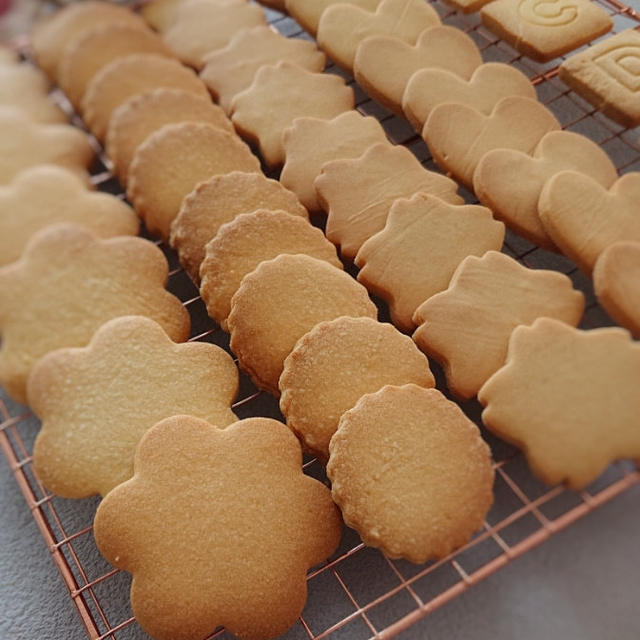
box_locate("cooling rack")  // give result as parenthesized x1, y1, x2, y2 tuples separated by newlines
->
(1, 1, 640, 639)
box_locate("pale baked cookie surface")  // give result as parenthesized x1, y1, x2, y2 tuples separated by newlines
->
(478, 318, 640, 489)
(0, 224, 190, 404)
(94, 415, 342, 640)
(30, 316, 238, 498)
(170, 172, 308, 282)
(286, 0, 382, 37)
(127, 121, 261, 240)
(355, 194, 505, 332)
(280, 317, 434, 461)
(141, 0, 189, 32)
(316, 143, 462, 260)
(413, 251, 585, 400)
(328, 384, 494, 563)
(228, 254, 377, 395)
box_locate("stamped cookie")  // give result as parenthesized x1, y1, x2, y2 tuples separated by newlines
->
(0, 108, 93, 185)
(200, 210, 342, 330)
(354, 26, 482, 116)
(424, 96, 560, 190)
(355, 194, 505, 332)
(231, 62, 354, 167)
(127, 122, 260, 240)
(200, 25, 325, 113)
(403, 62, 536, 133)
(317, 0, 440, 73)
(228, 254, 377, 395)
(538, 171, 640, 274)
(280, 111, 388, 211)
(478, 318, 640, 489)
(30, 316, 237, 498)
(82, 54, 209, 141)
(315, 143, 462, 260)
(94, 415, 341, 640)
(481, 0, 612, 63)
(280, 317, 434, 461)
(413, 251, 584, 400)
(163, 0, 267, 69)
(286, 0, 382, 37)
(0, 224, 189, 404)
(593, 242, 640, 338)
(0, 166, 137, 267)
(328, 385, 494, 563)
(474, 131, 618, 249)
(170, 172, 308, 282)
(559, 29, 640, 128)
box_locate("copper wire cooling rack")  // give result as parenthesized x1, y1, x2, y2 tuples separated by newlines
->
(2, 1, 640, 638)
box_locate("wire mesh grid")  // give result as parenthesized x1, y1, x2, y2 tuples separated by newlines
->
(1, 0, 640, 638)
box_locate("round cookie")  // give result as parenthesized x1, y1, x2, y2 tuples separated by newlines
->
(170, 171, 308, 283)
(200, 210, 342, 330)
(327, 384, 494, 563)
(228, 254, 377, 395)
(280, 317, 435, 461)
(141, 0, 188, 32)
(127, 122, 261, 240)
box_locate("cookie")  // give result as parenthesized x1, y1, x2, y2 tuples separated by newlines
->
(286, 0, 382, 37)
(354, 25, 482, 116)
(475, 131, 617, 249)
(424, 96, 560, 190)
(403, 62, 536, 133)
(170, 172, 308, 282)
(315, 143, 462, 260)
(280, 111, 388, 211)
(0, 224, 189, 404)
(481, 0, 612, 63)
(0, 108, 94, 185)
(593, 242, 640, 338)
(82, 53, 210, 141)
(559, 29, 640, 128)
(328, 384, 494, 563)
(200, 210, 342, 330)
(58, 23, 174, 109)
(443, 0, 492, 15)
(256, 0, 287, 9)
(230, 62, 354, 168)
(538, 171, 640, 274)
(478, 318, 640, 489)
(317, 0, 440, 73)
(413, 251, 584, 400)
(94, 415, 341, 640)
(0, 165, 138, 267)
(127, 122, 261, 240)
(355, 194, 505, 332)
(0, 46, 18, 65)
(163, 0, 267, 70)
(228, 254, 377, 395)
(200, 25, 325, 113)
(280, 317, 434, 461)
(141, 0, 188, 32)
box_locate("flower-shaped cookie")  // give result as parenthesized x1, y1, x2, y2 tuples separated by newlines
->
(94, 415, 342, 640)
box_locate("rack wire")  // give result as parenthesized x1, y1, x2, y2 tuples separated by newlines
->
(1, 1, 640, 638)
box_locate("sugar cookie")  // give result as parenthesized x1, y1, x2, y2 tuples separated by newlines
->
(478, 318, 640, 489)
(280, 317, 434, 461)
(231, 62, 354, 167)
(538, 171, 640, 274)
(286, 0, 382, 37)
(413, 251, 584, 400)
(141, 0, 190, 32)
(328, 384, 494, 563)
(317, 0, 440, 73)
(424, 96, 560, 190)
(0, 46, 18, 65)
(228, 254, 377, 395)
(281, 111, 388, 211)
(94, 415, 342, 640)
(315, 143, 462, 260)
(0, 224, 189, 404)
(443, 0, 492, 14)
(354, 26, 482, 116)
(355, 194, 505, 332)
(170, 172, 308, 282)
(127, 122, 261, 240)
(200, 210, 341, 330)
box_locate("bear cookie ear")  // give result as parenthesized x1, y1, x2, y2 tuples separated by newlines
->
(93, 415, 343, 640)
